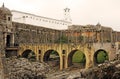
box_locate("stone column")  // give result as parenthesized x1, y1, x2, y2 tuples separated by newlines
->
(59, 56, 63, 70)
(11, 33, 14, 46)
(85, 47, 93, 69)
(59, 44, 63, 70)
(40, 50, 44, 62)
(62, 50, 67, 69)
(64, 52, 68, 69)
(4, 33, 7, 47)
(36, 46, 39, 61)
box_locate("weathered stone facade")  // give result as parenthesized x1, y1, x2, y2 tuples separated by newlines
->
(13, 22, 61, 45)
(68, 24, 120, 43)
(0, 26, 4, 54)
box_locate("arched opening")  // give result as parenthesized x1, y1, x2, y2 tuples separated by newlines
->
(22, 49, 36, 61)
(68, 50, 86, 69)
(43, 50, 60, 69)
(94, 49, 109, 65)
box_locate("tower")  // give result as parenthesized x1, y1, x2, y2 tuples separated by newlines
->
(0, 3, 14, 47)
(0, 3, 12, 29)
(63, 8, 72, 22)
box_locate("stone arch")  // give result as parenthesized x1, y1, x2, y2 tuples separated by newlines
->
(21, 49, 36, 60)
(43, 50, 59, 61)
(43, 49, 61, 69)
(68, 49, 86, 68)
(94, 49, 109, 65)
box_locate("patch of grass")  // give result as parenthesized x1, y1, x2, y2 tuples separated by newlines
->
(72, 51, 86, 63)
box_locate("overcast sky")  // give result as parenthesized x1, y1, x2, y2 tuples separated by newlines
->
(0, 0, 120, 31)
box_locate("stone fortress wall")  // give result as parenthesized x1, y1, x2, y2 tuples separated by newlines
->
(13, 22, 61, 45)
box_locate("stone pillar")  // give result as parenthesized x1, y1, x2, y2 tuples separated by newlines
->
(85, 47, 93, 69)
(36, 46, 39, 61)
(62, 50, 68, 69)
(64, 57, 68, 69)
(11, 33, 14, 46)
(60, 55, 63, 70)
(62, 54, 65, 69)
(40, 50, 44, 62)
(58, 44, 63, 70)
(64, 53, 68, 69)
(4, 33, 7, 47)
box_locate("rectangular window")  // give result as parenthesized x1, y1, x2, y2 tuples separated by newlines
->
(8, 17, 11, 21)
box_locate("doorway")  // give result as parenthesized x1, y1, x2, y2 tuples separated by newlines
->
(6, 35, 11, 47)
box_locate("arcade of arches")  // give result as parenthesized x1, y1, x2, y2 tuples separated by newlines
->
(18, 43, 115, 70)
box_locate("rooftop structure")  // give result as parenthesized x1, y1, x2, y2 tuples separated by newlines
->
(11, 7, 72, 30)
